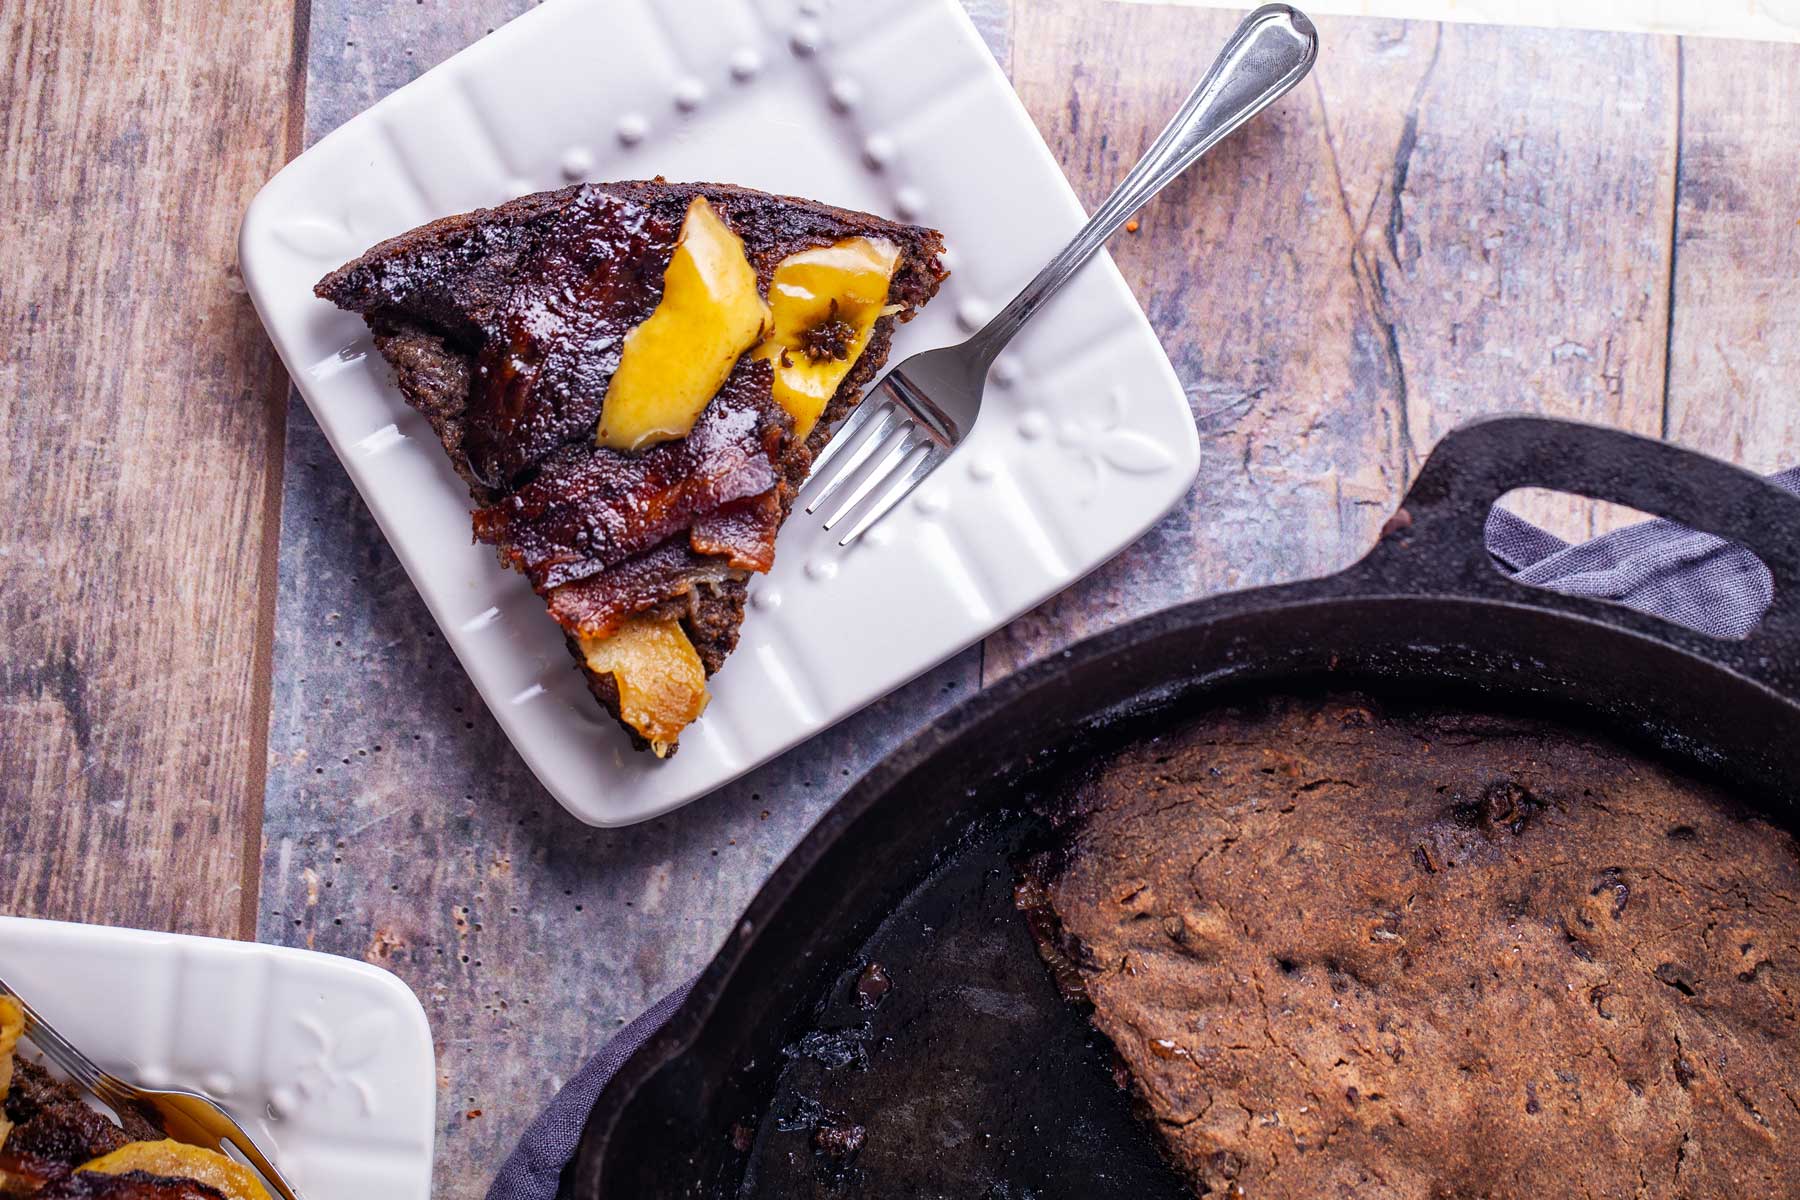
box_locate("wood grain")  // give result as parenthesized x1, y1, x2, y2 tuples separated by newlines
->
(0, 0, 296, 936)
(1665, 37, 1800, 474)
(988, 5, 1683, 680)
(1317, 19, 1679, 538)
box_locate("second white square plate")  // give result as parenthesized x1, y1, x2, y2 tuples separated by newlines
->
(240, 0, 1200, 826)
(0, 917, 436, 1198)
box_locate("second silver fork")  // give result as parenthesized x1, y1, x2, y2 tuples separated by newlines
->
(0, 980, 304, 1200)
(804, 3, 1320, 546)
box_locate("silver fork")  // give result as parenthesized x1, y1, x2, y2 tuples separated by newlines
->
(804, 3, 1319, 546)
(1, 980, 304, 1199)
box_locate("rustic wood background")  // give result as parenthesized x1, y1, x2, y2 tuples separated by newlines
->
(4, 1, 1799, 1195)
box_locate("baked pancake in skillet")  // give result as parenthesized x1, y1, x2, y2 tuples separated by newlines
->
(1023, 695, 1800, 1199)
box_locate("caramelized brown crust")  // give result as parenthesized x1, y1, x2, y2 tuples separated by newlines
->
(0, 1061, 168, 1192)
(2, 1063, 149, 1168)
(459, 189, 676, 488)
(317, 179, 947, 751)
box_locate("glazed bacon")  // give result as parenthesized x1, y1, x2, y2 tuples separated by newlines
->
(689, 489, 782, 574)
(545, 542, 735, 641)
(472, 361, 786, 593)
(460, 189, 679, 488)
(540, 487, 780, 641)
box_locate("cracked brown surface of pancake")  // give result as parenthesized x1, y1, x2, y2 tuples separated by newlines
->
(1024, 695, 1800, 1199)
(317, 179, 945, 752)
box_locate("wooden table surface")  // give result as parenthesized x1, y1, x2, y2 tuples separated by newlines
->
(5, 1, 1799, 1194)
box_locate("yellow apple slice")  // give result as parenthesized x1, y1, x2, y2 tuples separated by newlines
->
(0, 995, 19, 1155)
(578, 614, 709, 755)
(79, 1141, 271, 1200)
(0, 995, 20, 1097)
(597, 197, 771, 452)
(751, 237, 901, 439)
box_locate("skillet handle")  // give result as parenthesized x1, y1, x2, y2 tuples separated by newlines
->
(1356, 416, 1800, 687)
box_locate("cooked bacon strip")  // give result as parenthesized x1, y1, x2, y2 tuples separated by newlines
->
(542, 487, 778, 640)
(462, 189, 681, 488)
(690, 489, 781, 573)
(474, 360, 785, 592)
(545, 541, 736, 640)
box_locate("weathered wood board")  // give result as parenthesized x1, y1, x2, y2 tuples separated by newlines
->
(0, 0, 297, 938)
(8, 2, 1800, 1198)
(1665, 36, 1800, 473)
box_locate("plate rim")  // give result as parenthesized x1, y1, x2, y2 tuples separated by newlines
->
(238, 0, 1202, 827)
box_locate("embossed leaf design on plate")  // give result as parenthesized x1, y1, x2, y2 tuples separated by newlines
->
(289, 1009, 396, 1117)
(330, 1009, 396, 1071)
(1095, 428, 1177, 474)
(271, 217, 358, 262)
(1057, 388, 1181, 501)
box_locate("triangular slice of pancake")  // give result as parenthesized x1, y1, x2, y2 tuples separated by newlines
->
(317, 180, 947, 755)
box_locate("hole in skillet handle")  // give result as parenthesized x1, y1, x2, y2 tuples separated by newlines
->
(1490, 488, 1768, 642)
(1353, 415, 1800, 695)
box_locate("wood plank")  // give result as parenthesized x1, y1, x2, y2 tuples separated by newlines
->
(963, 0, 1013, 67)
(1315, 19, 1679, 539)
(1665, 37, 1800, 472)
(988, 5, 1679, 681)
(0, 0, 297, 937)
(264, 4, 1007, 1192)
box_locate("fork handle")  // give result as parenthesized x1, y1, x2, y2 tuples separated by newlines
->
(965, 4, 1318, 365)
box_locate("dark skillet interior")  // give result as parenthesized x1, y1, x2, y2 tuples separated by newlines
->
(735, 800, 1189, 1198)
(727, 680, 1800, 1199)
(568, 420, 1800, 1198)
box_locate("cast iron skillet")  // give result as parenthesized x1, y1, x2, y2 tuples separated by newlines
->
(569, 416, 1800, 1197)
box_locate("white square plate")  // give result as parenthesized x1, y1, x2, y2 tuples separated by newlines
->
(0, 917, 436, 1198)
(240, 0, 1200, 826)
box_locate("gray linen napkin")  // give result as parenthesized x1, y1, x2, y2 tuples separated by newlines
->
(1484, 467, 1797, 641)
(487, 471, 1798, 1200)
(485, 981, 696, 1199)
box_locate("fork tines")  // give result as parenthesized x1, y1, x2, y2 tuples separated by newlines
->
(0, 980, 105, 1096)
(803, 380, 948, 547)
